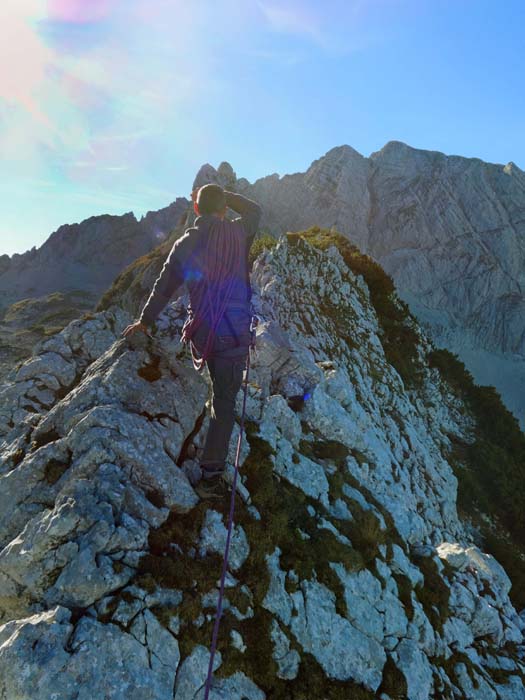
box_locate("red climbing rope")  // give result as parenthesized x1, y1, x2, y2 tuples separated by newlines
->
(203, 315, 259, 700)
(181, 218, 244, 372)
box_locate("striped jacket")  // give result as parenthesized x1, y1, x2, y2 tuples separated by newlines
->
(138, 190, 262, 332)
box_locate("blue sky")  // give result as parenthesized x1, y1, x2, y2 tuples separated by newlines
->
(1, 0, 524, 256)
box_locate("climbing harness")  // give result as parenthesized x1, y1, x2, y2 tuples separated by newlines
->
(203, 313, 259, 700)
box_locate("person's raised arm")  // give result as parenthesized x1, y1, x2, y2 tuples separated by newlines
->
(121, 231, 192, 337)
(223, 190, 262, 244)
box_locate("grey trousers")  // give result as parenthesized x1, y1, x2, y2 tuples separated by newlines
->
(200, 353, 248, 469)
(192, 323, 251, 472)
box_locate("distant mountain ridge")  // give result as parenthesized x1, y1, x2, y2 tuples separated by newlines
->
(0, 199, 190, 378)
(0, 198, 189, 307)
(2, 141, 524, 429)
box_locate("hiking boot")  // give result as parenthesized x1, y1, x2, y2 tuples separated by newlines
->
(222, 464, 252, 506)
(194, 473, 231, 500)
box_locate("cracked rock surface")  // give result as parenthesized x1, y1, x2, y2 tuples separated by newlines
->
(0, 235, 524, 699)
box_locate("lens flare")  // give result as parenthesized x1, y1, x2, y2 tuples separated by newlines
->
(48, 0, 113, 23)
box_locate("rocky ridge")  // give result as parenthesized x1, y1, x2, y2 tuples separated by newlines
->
(0, 232, 523, 698)
(0, 199, 190, 382)
(0, 200, 189, 308)
(194, 146, 525, 430)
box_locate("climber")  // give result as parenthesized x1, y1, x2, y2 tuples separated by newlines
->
(122, 183, 262, 499)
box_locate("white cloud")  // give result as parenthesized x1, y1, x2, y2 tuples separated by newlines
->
(255, 0, 382, 55)
(256, 0, 327, 44)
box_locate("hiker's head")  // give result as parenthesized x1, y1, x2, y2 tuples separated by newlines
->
(195, 184, 227, 219)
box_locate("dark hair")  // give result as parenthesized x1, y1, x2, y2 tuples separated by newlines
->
(197, 184, 226, 215)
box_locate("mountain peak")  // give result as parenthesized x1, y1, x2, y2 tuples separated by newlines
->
(504, 160, 523, 175)
(369, 139, 417, 159)
(192, 163, 218, 190)
(322, 143, 366, 161)
(192, 160, 238, 191)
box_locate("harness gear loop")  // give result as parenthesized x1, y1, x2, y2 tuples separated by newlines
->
(202, 313, 259, 700)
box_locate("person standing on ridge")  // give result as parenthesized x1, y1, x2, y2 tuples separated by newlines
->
(122, 184, 262, 499)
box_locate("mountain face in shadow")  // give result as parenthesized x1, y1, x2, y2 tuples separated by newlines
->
(0, 232, 523, 699)
(0, 199, 190, 380)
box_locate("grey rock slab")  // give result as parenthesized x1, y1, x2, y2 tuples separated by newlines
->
(198, 508, 250, 571)
(289, 579, 386, 690)
(395, 638, 434, 700)
(0, 605, 178, 700)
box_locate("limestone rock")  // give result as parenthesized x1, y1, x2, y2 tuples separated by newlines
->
(0, 232, 523, 699)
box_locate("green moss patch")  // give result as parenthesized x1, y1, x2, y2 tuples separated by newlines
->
(412, 554, 450, 634)
(298, 438, 349, 465)
(391, 573, 415, 621)
(286, 227, 426, 388)
(428, 347, 525, 607)
(248, 233, 278, 266)
(377, 654, 409, 699)
(44, 456, 71, 484)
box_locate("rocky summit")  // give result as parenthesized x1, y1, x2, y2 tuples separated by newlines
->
(194, 144, 525, 431)
(0, 229, 523, 699)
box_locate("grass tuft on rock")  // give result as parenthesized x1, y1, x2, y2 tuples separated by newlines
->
(428, 346, 525, 608)
(286, 226, 426, 388)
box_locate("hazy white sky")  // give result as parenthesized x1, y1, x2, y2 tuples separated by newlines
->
(1, 0, 524, 256)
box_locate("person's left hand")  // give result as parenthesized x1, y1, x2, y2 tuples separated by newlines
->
(121, 320, 153, 339)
